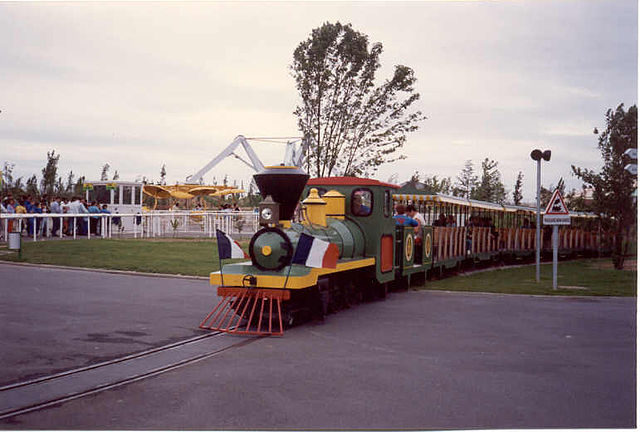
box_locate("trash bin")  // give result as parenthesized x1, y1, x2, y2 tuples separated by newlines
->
(8, 231, 21, 251)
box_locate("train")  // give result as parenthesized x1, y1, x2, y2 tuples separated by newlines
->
(200, 165, 608, 336)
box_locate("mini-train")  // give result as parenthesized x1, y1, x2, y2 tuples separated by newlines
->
(200, 166, 609, 335)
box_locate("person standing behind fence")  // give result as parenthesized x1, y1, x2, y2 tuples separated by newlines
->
(88, 201, 100, 235)
(68, 197, 88, 235)
(15, 200, 27, 235)
(50, 197, 62, 236)
(5, 198, 15, 233)
(33, 201, 44, 237)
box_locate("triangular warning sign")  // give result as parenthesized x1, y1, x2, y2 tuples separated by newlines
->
(544, 189, 570, 215)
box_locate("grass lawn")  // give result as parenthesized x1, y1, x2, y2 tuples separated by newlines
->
(422, 259, 637, 297)
(0, 239, 635, 296)
(0, 238, 249, 277)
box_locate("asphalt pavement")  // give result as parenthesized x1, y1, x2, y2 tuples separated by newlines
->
(0, 262, 635, 429)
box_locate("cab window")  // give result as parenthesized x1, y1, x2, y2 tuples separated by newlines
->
(383, 190, 391, 217)
(351, 189, 373, 217)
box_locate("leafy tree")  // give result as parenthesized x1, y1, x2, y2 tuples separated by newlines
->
(2, 162, 15, 194)
(539, 185, 553, 208)
(409, 171, 421, 184)
(66, 171, 76, 195)
(100, 164, 110, 181)
(453, 160, 478, 198)
(539, 178, 565, 208)
(572, 103, 637, 269)
(160, 164, 166, 185)
(74, 176, 85, 196)
(472, 158, 506, 203)
(565, 187, 589, 212)
(11, 177, 24, 197)
(40, 150, 60, 197)
(55, 176, 65, 195)
(423, 175, 452, 195)
(26, 174, 39, 197)
(512, 171, 524, 205)
(291, 22, 426, 177)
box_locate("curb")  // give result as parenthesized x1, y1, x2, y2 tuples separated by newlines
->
(0, 260, 209, 281)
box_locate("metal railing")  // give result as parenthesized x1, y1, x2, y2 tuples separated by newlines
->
(0, 211, 260, 242)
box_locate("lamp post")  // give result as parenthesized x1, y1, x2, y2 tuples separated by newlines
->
(530, 149, 551, 282)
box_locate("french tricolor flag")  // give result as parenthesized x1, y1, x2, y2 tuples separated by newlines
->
(216, 229, 248, 259)
(292, 233, 339, 269)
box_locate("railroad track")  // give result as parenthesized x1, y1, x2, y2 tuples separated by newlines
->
(0, 331, 257, 420)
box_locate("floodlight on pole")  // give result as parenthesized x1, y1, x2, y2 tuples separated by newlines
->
(530, 149, 551, 283)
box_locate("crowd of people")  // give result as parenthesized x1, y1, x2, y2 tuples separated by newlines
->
(0, 193, 111, 238)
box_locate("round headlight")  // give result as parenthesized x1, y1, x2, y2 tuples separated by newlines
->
(261, 208, 273, 220)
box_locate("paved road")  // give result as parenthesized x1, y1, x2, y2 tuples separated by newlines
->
(0, 262, 635, 429)
(0, 262, 215, 385)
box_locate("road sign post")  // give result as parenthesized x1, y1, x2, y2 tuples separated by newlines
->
(543, 189, 571, 290)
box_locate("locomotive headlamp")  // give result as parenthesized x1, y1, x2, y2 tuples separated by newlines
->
(261, 208, 273, 221)
(258, 195, 280, 227)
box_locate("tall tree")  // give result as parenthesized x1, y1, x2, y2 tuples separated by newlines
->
(572, 103, 637, 269)
(2, 162, 15, 194)
(160, 164, 166, 185)
(472, 158, 506, 203)
(423, 175, 452, 195)
(74, 176, 85, 196)
(291, 22, 426, 177)
(40, 150, 60, 196)
(100, 164, 110, 181)
(66, 171, 76, 195)
(26, 174, 39, 197)
(512, 171, 524, 205)
(55, 176, 65, 195)
(12, 177, 24, 197)
(453, 160, 478, 198)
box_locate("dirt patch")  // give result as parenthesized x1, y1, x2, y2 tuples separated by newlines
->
(590, 259, 637, 271)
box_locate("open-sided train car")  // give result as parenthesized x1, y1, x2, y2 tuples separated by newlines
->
(201, 167, 606, 336)
(392, 193, 606, 284)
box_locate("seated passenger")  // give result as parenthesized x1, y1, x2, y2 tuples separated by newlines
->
(433, 214, 446, 227)
(406, 204, 425, 242)
(446, 215, 457, 227)
(394, 204, 418, 227)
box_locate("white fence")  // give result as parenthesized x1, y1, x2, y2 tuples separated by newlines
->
(0, 211, 259, 242)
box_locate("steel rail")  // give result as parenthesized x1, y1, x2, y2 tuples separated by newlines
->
(0, 330, 256, 420)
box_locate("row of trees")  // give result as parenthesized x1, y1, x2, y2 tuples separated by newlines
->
(2, 152, 86, 199)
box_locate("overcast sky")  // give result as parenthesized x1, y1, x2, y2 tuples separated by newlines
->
(0, 0, 637, 203)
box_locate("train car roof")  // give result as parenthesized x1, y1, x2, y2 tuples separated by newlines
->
(393, 193, 599, 219)
(308, 177, 400, 189)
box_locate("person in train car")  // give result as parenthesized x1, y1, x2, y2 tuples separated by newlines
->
(446, 215, 457, 227)
(406, 204, 425, 240)
(393, 204, 418, 227)
(433, 213, 446, 227)
(352, 192, 371, 216)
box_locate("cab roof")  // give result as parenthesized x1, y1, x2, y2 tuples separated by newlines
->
(307, 177, 400, 189)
